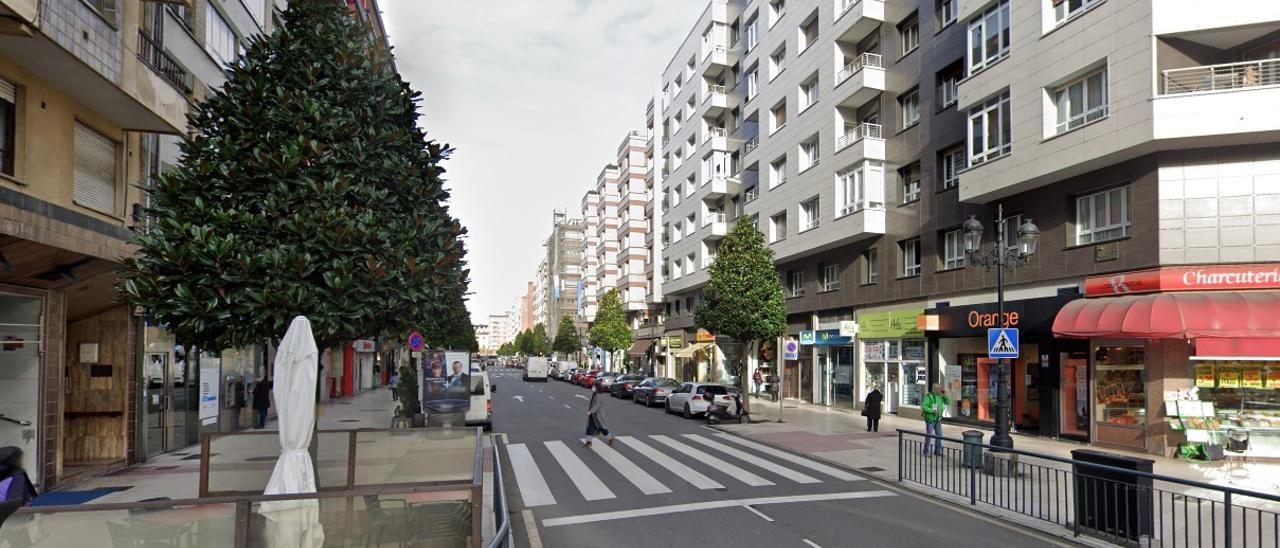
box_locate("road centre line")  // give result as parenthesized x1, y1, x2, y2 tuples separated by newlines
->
(541, 490, 895, 527)
(802, 539, 822, 548)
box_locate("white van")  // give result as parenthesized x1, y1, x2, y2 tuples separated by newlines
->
(464, 366, 494, 432)
(524, 357, 550, 382)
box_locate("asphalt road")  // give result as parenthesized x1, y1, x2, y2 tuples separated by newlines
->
(487, 367, 1065, 548)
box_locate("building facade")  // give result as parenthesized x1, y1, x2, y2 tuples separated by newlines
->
(541, 211, 585, 340)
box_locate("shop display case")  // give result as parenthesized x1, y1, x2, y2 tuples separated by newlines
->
(1095, 346, 1146, 427)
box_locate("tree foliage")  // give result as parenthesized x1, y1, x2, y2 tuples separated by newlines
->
(590, 289, 633, 353)
(120, 0, 465, 351)
(527, 323, 551, 357)
(513, 330, 530, 355)
(552, 316, 580, 356)
(497, 342, 514, 356)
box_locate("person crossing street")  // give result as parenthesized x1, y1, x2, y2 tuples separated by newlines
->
(581, 384, 614, 448)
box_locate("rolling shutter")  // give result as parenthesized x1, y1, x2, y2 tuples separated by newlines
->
(73, 122, 118, 215)
(0, 78, 14, 104)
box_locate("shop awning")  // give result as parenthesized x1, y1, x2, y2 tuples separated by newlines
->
(1052, 292, 1280, 339)
(627, 339, 655, 357)
(673, 342, 711, 359)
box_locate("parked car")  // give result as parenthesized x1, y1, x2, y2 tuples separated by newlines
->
(664, 382, 732, 419)
(632, 377, 680, 407)
(609, 374, 647, 398)
(593, 371, 620, 390)
(557, 367, 575, 381)
(575, 369, 601, 386)
(463, 366, 495, 432)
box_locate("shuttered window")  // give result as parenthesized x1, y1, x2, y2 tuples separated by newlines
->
(74, 122, 118, 215)
(0, 77, 14, 176)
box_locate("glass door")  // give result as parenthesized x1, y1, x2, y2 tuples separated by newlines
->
(799, 353, 813, 402)
(0, 293, 41, 477)
(885, 365, 900, 413)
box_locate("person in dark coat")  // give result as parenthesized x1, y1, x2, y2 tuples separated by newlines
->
(252, 376, 271, 429)
(863, 387, 884, 432)
(580, 384, 613, 448)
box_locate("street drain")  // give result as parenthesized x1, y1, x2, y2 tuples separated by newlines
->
(246, 456, 277, 462)
(860, 466, 885, 472)
(339, 419, 361, 423)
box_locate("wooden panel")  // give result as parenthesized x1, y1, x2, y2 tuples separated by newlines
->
(62, 415, 125, 463)
(63, 305, 129, 463)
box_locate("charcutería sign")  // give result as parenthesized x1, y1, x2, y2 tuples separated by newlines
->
(1085, 264, 1280, 297)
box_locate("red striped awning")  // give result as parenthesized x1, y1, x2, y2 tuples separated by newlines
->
(1052, 292, 1280, 339)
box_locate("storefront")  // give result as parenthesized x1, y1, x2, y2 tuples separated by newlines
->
(856, 308, 926, 417)
(800, 328, 855, 408)
(1053, 264, 1280, 457)
(924, 295, 1080, 437)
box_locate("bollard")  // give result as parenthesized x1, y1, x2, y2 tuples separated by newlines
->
(962, 430, 984, 469)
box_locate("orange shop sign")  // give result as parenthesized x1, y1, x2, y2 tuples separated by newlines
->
(1085, 264, 1280, 297)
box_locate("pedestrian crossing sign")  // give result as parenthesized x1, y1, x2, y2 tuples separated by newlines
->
(988, 328, 1019, 359)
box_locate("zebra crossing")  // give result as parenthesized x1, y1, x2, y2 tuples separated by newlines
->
(504, 432, 865, 508)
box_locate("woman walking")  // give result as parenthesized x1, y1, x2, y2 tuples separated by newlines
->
(252, 376, 271, 429)
(862, 386, 883, 432)
(581, 385, 614, 448)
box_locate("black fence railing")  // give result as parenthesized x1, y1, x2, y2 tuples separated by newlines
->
(897, 429, 1280, 547)
(137, 31, 193, 95)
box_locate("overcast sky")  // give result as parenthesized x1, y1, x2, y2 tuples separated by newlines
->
(382, 1, 707, 324)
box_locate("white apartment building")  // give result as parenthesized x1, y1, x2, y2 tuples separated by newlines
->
(580, 190, 601, 320)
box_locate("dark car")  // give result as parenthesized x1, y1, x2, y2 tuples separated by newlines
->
(632, 377, 681, 407)
(609, 374, 647, 398)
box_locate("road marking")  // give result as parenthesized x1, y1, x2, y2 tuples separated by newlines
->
(614, 436, 723, 490)
(541, 490, 895, 527)
(548, 395, 555, 399)
(589, 442, 671, 495)
(512, 395, 525, 402)
(522, 509, 543, 548)
(544, 441, 615, 501)
(802, 539, 822, 548)
(649, 435, 773, 487)
(741, 504, 773, 522)
(563, 404, 571, 409)
(506, 444, 556, 508)
(712, 433, 863, 481)
(682, 434, 820, 484)
(574, 394, 590, 401)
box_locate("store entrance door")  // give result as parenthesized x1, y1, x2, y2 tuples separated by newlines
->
(0, 293, 42, 478)
(886, 366, 900, 413)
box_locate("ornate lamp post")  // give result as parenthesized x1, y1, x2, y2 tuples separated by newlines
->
(961, 204, 1039, 450)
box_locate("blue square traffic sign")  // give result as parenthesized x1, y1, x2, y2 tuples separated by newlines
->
(988, 328, 1019, 359)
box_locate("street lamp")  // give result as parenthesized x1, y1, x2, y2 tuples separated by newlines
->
(961, 204, 1039, 450)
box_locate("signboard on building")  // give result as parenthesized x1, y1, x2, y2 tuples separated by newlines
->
(1085, 264, 1280, 297)
(783, 339, 799, 360)
(353, 340, 376, 352)
(839, 321, 858, 337)
(811, 329, 853, 346)
(858, 309, 924, 339)
(928, 296, 1078, 338)
(695, 329, 716, 343)
(799, 330, 815, 345)
(665, 336, 684, 350)
(199, 363, 220, 426)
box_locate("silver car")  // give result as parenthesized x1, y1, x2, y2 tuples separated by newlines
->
(664, 382, 732, 419)
(632, 377, 680, 407)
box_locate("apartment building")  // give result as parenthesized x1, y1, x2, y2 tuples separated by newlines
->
(648, 0, 1280, 458)
(520, 281, 536, 332)
(541, 211, 585, 341)
(579, 190, 601, 320)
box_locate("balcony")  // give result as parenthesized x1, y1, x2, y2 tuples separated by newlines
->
(705, 175, 740, 198)
(740, 136, 759, 157)
(835, 123, 885, 160)
(834, 0, 885, 42)
(704, 85, 732, 115)
(138, 31, 193, 95)
(705, 217, 728, 240)
(835, 52, 885, 107)
(1154, 55, 1280, 142)
(701, 44, 733, 76)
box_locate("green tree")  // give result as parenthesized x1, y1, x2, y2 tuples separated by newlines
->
(695, 219, 785, 412)
(552, 316, 581, 357)
(513, 330, 530, 355)
(497, 342, 514, 356)
(590, 289, 633, 371)
(120, 0, 466, 352)
(394, 364, 420, 418)
(527, 323, 551, 357)
(423, 263, 477, 351)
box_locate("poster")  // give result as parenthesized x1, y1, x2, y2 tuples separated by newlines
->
(1194, 364, 1216, 388)
(421, 350, 471, 415)
(199, 363, 220, 426)
(1218, 365, 1242, 388)
(1242, 366, 1263, 389)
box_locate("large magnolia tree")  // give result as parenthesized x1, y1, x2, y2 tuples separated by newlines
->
(121, 0, 466, 351)
(590, 289, 633, 371)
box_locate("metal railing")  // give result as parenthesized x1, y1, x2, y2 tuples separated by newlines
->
(897, 429, 1280, 547)
(486, 436, 510, 548)
(705, 84, 726, 101)
(742, 136, 759, 156)
(745, 186, 759, 202)
(1163, 58, 1280, 95)
(706, 126, 727, 140)
(840, 0, 861, 17)
(137, 31, 193, 95)
(836, 122, 883, 150)
(837, 52, 883, 85)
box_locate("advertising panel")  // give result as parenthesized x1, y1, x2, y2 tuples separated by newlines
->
(421, 351, 472, 419)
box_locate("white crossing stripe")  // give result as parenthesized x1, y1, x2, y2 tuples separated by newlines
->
(589, 442, 672, 495)
(544, 440, 615, 501)
(541, 490, 896, 527)
(712, 433, 863, 481)
(506, 444, 556, 507)
(649, 435, 773, 487)
(614, 436, 724, 490)
(682, 434, 820, 484)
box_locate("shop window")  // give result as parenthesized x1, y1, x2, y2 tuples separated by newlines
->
(1188, 360, 1280, 455)
(1095, 345, 1146, 427)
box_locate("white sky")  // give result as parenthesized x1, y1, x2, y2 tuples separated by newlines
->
(382, 1, 707, 324)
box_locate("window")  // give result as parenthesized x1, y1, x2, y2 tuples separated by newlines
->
(862, 248, 879, 284)
(1054, 68, 1108, 134)
(770, 156, 788, 188)
(968, 90, 1011, 165)
(84, 0, 118, 22)
(898, 13, 920, 56)
(1054, 0, 1102, 25)
(899, 88, 920, 128)
(0, 78, 15, 176)
(799, 135, 819, 171)
(746, 14, 759, 51)
(798, 13, 819, 52)
(686, 253, 696, 275)
(937, 61, 964, 109)
(942, 229, 965, 269)
(671, 259, 682, 280)
(821, 262, 841, 291)
(937, 0, 957, 29)
(799, 74, 819, 111)
(73, 122, 118, 215)
(899, 162, 921, 204)
(1000, 213, 1023, 253)
(838, 164, 880, 215)
(770, 100, 787, 133)
(800, 197, 820, 232)
(900, 239, 921, 277)
(685, 176, 696, 197)
(746, 64, 760, 100)
(770, 212, 787, 242)
(245, 0, 266, 26)
(686, 214, 696, 236)
(1076, 185, 1132, 244)
(967, 0, 1010, 73)
(205, 6, 239, 66)
(769, 45, 787, 80)
(939, 145, 966, 190)
(788, 270, 805, 298)
(769, 0, 786, 28)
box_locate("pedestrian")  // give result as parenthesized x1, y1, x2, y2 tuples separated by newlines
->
(0, 447, 36, 506)
(580, 384, 614, 448)
(252, 376, 271, 429)
(862, 386, 883, 432)
(389, 370, 400, 401)
(921, 382, 952, 457)
(752, 369, 764, 396)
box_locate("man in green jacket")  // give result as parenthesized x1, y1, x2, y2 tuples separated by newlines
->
(920, 383, 951, 456)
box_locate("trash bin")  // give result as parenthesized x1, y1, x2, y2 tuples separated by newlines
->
(1071, 449, 1154, 541)
(962, 430, 984, 468)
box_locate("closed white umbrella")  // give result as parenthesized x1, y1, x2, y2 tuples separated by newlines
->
(259, 316, 324, 546)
